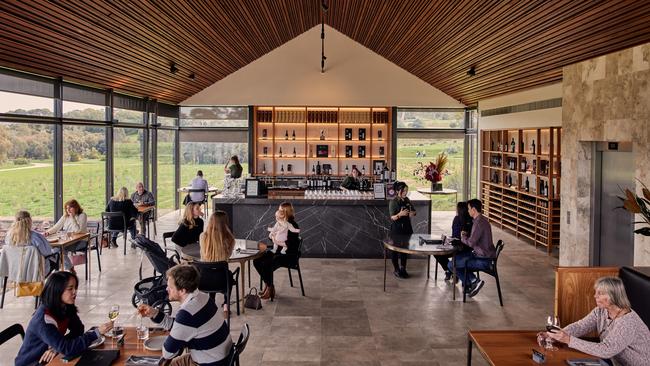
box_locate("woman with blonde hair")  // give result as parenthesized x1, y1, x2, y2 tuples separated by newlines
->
(171, 202, 204, 247)
(544, 276, 650, 365)
(5, 210, 55, 273)
(45, 199, 88, 270)
(199, 210, 235, 262)
(105, 186, 138, 247)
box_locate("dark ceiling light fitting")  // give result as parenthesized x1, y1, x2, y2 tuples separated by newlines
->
(467, 66, 476, 76)
(320, 0, 327, 73)
(169, 62, 178, 74)
(321, 0, 329, 12)
(188, 72, 196, 80)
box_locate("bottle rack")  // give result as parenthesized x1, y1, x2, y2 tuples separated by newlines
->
(480, 127, 561, 255)
(253, 106, 393, 177)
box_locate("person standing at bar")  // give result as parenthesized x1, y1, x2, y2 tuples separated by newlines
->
(340, 167, 361, 191)
(388, 181, 416, 278)
(224, 155, 243, 179)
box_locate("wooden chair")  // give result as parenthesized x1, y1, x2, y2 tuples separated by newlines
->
(463, 240, 505, 305)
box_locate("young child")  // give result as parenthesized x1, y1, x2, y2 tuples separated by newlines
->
(268, 209, 300, 254)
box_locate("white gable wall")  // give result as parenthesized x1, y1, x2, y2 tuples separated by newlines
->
(182, 25, 463, 107)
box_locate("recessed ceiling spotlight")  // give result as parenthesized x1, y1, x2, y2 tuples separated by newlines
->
(467, 66, 476, 77)
(169, 62, 178, 74)
(189, 73, 196, 80)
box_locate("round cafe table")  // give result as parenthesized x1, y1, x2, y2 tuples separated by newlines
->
(416, 187, 458, 205)
(180, 239, 263, 313)
(383, 234, 459, 299)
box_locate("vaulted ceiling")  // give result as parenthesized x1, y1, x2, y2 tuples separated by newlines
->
(2, 0, 650, 105)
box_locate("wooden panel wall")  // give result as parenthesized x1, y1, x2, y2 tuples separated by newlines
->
(555, 267, 619, 327)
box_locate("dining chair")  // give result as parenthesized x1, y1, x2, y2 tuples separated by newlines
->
(187, 189, 208, 218)
(101, 211, 128, 255)
(227, 323, 250, 366)
(69, 221, 102, 280)
(191, 260, 240, 323)
(463, 240, 505, 305)
(0, 323, 24, 346)
(260, 238, 306, 297)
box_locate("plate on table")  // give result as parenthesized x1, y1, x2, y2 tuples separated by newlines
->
(88, 335, 105, 349)
(144, 335, 166, 351)
(47, 237, 59, 243)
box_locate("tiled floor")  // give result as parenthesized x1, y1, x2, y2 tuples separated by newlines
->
(0, 210, 558, 365)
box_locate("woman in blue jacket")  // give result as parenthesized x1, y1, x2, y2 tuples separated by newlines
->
(15, 271, 113, 366)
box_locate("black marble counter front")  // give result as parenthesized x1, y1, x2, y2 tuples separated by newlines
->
(213, 192, 431, 258)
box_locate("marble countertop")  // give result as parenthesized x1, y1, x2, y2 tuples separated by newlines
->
(213, 191, 431, 205)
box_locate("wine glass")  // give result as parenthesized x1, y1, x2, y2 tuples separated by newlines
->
(107, 305, 119, 338)
(544, 315, 560, 351)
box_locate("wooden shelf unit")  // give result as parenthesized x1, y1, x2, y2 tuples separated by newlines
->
(480, 127, 561, 255)
(253, 106, 392, 176)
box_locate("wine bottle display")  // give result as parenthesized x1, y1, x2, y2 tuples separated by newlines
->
(292, 130, 296, 140)
(359, 128, 366, 141)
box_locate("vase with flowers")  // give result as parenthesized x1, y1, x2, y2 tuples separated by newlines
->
(617, 180, 650, 237)
(415, 152, 448, 192)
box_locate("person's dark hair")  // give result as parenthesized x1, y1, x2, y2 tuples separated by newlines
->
(230, 155, 240, 166)
(393, 181, 408, 193)
(167, 264, 200, 293)
(42, 271, 78, 319)
(197, 170, 203, 177)
(457, 201, 470, 219)
(279, 202, 295, 221)
(351, 167, 361, 176)
(467, 199, 482, 213)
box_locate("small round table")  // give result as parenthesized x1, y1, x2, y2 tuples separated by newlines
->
(416, 188, 458, 205)
(180, 239, 263, 313)
(382, 234, 459, 299)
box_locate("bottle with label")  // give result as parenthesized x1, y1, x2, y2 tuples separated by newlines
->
(531, 139, 536, 153)
(285, 130, 289, 140)
(511, 138, 515, 153)
(345, 165, 349, 175)
(292, 130, 296, 140)
(311, 165, 316, 175)
(316, 161, 321, 175)
(292, 147, 296, 157)
(390, 168, 396, 182)
(378, 130, 383, 140)
(280, 164, 285, 175)
(262, 129, 267, 139)
(262, 163, 266, 175)
(279, 147, 283, 157)
(362, 165, 366, 175)
(359, 128, 366, 141)
(263, 147, 268, 157)
(320, 130, 325, 140)
(525, 176, 530, 192)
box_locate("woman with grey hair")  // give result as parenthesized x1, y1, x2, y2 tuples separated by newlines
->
(545, 276, 650, 365)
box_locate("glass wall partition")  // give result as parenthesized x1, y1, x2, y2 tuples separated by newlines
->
(114, 127, 144, 193)
(156, 129, 175, 215)
(0, 122, 54, 220)
(62, 125, 106, 219)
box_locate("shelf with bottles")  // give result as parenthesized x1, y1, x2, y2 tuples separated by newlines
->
(256, 107, 274, 123)
(307, 108, 338, 124)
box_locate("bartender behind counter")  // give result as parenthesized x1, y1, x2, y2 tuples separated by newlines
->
(340, 167, 361, 191)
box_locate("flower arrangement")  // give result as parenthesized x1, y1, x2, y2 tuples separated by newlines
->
(415, 152, 448, 190)
(618, 180, 650, 236)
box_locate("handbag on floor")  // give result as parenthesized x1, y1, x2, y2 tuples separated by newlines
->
(244, 287, 262, 310)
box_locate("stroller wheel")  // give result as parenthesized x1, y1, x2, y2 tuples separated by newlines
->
(152, 300, 172, 315)
(132, 293, 142, 308)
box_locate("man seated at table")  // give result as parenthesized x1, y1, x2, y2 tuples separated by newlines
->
(448, 198, 496, 297)
(138, 264, 232, 366)
(184, 170, 209, 205)
(131, 182, 156, 236)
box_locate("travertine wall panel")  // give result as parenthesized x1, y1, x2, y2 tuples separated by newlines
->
(562, 42, 650, 266)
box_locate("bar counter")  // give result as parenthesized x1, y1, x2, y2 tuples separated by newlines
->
(213, 192, 431, 258)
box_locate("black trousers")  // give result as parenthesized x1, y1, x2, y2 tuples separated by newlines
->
(391, 251, 407, 271)
(434, 255, 450, 272)
(253, 250, 297, 287)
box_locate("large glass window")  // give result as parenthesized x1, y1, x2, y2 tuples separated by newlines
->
(397, 135, 465, 211)
(156, 129, 175, 215)
(62, 101, 107, 121)
(158, 116, 177, 127)
(397, 109, 464, 129)
(114, 127, 144, 193)
(180, 141, 248, 189)
(0, 91, 54, 116)
(62, 125, 106, 219)
(0, 122, 54, 220)
(114, 108, 144, 124)
(180, 106, 248, 127)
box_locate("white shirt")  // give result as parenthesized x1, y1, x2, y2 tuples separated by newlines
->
(190, 176, 209, 202)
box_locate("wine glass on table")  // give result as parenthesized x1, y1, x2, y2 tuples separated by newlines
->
(107, 305, 119, 339)
(136, 300, 149, 347)
(544, 315, 560, 351)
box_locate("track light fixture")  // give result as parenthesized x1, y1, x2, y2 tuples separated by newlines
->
(189, 72, 196, 80)
(467, 66, 476, 77)
(321, 0, 329, 12)
(169, 62, 178, 74)
(320, 13, 326, 72)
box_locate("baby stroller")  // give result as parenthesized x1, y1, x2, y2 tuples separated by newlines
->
(131, 235, 179, 315)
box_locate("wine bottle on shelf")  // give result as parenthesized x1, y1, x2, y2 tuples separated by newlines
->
(390, 168, 396, 182)
(292, 130, 296, 140)
(378, 130, 383, 140)
(316, 161, 321, 175)
(279, 147, 283, 157)
(263, 147, 268, 157)
(280, 164, 285, 175)
(345, 165, 349, 175)
(362, 165, 366, 175)
(262, 163, 266, 175)
(491, 140, 495, 151)
(262, 129, 267, 139)
(359, 128, 366, 141)
(311, 165, 316, 175)
(320, 130, 326, 140)
(531, 139, 536, 153)
(292, 147, 296, 157)
(379, 146, 385, 157)
(285, 130, 289, 140)
(511, 138, 515, 153)
(525, 176, 530, 192)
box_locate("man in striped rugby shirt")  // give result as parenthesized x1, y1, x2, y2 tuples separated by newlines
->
(138, 264, 233, 366)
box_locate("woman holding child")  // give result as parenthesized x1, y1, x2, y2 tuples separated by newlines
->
(253, 202, 301, 301)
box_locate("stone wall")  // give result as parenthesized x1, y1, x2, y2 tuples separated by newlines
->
(561, 42, 650, 266)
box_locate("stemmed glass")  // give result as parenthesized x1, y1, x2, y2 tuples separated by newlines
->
(544, 315, 560, 351)
(136, 300, 149, 347)
(107, 305, 119, 339)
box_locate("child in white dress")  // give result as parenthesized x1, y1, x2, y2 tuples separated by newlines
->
(268, 209, 300, 254)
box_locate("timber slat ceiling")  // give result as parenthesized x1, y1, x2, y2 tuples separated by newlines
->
(2, 0, 650, 105)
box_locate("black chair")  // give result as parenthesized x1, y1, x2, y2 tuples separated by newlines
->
(162, 231, 182, 258)
(261, 238, 306, 297)
(227, 323, 250, 366)
(187, 189, 208, 218)
(192, 261, 241, 323)
(145, 207, 157, 238)
(101, 211, 129, 255)
(69, 221, 102, 280)
(463, 240, 505, 305)
(0, 323, 24, 345)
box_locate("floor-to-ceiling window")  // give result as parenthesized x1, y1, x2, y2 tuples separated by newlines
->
(62, 125, 106, 219)
(114, 127, 144, 193)
(396, 109, 466, 211)
(156, 129, 175, 215)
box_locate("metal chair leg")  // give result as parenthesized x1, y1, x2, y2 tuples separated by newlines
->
(494, 271, 504, 306)
(123, 231, 127, 255)
(463, 268, 469, 303)
(85, 250, 89, 281)
(297, 265, 305, 296)
(1, 277, 7, 309)
(96, 246, 102, 272)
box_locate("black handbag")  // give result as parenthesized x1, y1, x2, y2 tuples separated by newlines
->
(244, 287, 262, 310)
